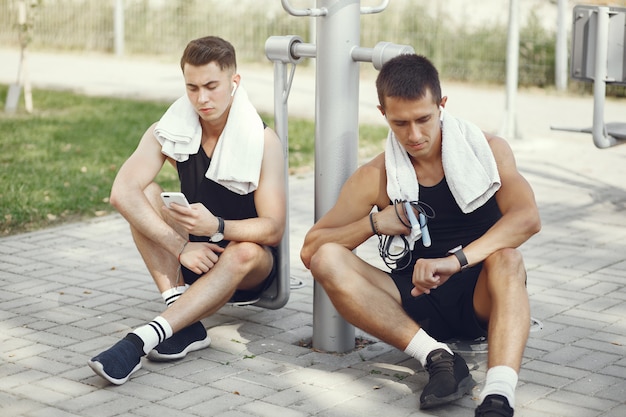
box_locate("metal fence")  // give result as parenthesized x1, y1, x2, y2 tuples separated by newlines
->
(0, 0, 613, 87)
(0, 0, 312, 62)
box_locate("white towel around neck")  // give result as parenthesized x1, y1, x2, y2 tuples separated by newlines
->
(154, 85, 264, 195)
(384, 109, 501, 250)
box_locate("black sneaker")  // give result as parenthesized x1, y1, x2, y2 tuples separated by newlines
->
(420, 348, 476, 409)
(88, 334, 143, 385)
(147, 321, 211, 362)
(475, 394, 514, 417)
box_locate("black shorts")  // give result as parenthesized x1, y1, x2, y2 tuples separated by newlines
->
(181, 245, 278, 303)
(389, 264, 488, 342)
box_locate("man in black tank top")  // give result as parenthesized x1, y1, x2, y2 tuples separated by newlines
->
(301, 55, 540, 416)
(88, 37, 286, 385)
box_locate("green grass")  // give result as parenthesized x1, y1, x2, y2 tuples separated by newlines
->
(0, 85, 388, 236)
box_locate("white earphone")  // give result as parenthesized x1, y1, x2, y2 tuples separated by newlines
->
(439, 105, 444, 121)
(231, 82, 238, 97)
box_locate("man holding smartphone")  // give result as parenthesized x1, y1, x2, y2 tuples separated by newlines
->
(88, 36, 286, 385)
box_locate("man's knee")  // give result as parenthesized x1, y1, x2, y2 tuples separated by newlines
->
(474, 249, 529, 322)
(485, 247, 523, 265)
(483, 248, 527, 286)
(221, 242, 267, 275)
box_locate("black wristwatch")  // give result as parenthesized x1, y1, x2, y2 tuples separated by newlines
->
(209, 217, 224, 242)
(448, 245, 469, 271)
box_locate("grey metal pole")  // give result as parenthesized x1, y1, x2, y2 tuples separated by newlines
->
(263, 35, 307, 309)
(555, 0, 568, 91)
(312, 0, 360, 353)
(500, 0, 521, 139)
(271, 0, 411, 353)
(592, 7, 617, 149)
(273, 62, 292, 307)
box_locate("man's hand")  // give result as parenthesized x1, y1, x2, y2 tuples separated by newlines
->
(410, 256, 459, 297)
(178, 241, 224, 274)
(163, 202, 225, 274)
(374, 202, 412, 236)
(163, 202, 220, 237)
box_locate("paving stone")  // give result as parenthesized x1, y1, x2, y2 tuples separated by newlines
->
(600, 404, 626, 417)
(188, 392, 253, 416)
(546, 389, 621, 412)
(525, 398, 599, 417)
(238, 400, 309, 417)
(7, 383, 72, 405)
(564, 372, 624, 396)
(156, 385, 224, 410)
(27, 407, 84, 417)
(317, 395, 415, 417)
(124, 403, 198, 417)
(542, 324, 595, 345)
(523, 360, 589, 380)
(518, 368, 575, 389)
(574, 336, 626, 356)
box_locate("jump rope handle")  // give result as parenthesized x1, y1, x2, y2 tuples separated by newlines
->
(404, 202, 431, 248)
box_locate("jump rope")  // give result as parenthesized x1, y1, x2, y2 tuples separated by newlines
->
(376, 200, 435, 271)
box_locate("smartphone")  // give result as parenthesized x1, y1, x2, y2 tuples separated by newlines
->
(160, 192, 190, 208)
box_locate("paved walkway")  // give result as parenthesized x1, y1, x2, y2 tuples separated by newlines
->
(1, 48, 626, 417)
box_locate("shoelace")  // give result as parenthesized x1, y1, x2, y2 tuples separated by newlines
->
(425, 351, 454, 377)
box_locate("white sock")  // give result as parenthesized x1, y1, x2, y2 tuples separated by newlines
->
(480, 366, 518, 408)
(404, 328, 453, 367)
(132, 316, 174, 354)
(162, 285, 188, 306)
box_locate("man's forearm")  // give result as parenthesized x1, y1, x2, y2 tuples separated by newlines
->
(116, 195, 187, 257)
(218, 216, 285, 248)
(462, 210, 540, 266)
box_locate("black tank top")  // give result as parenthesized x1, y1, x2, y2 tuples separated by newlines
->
(176, 141, 258, 246)
(397, 177, 502, 268)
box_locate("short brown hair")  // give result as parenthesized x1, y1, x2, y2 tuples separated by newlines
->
(180, 36, 237, 73)
(376, 54, 442, 109)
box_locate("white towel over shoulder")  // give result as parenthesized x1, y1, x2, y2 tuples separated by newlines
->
(440, 109, 500, 213)
(154, 85, 264, 195)
(384, 109, 500, 249)
(154, 95, 202, 162)
(207, 86, 264, 195)
(385, 128, 422, 249)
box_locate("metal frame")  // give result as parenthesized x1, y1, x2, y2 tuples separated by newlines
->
(265, 0, 413, 352)
(253, 36, 306, 310)
(552, 5, 626, 148)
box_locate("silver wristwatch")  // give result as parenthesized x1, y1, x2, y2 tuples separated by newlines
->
(209, 217, 225, 242)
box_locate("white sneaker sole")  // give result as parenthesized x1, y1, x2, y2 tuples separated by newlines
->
(87, 359, 141, 385)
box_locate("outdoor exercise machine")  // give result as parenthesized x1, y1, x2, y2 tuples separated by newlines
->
(264, 0, 414, 352)
(551, 5, 626, 148)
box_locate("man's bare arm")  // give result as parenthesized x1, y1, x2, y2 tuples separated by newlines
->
(455, 134, 541, 268)
(224, 128, 287, 247)
(109, 123, 187, 256)
(300, 154, 410, 269)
